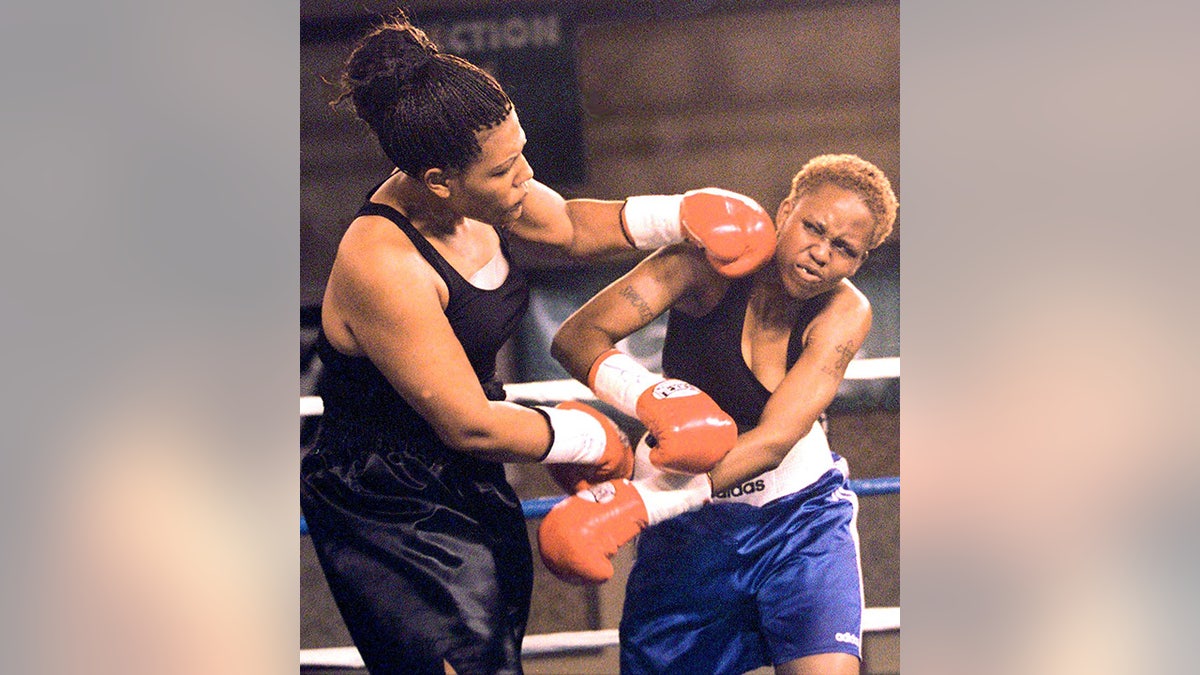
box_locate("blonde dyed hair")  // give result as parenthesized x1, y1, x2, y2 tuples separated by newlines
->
(787, 154, 898, 250)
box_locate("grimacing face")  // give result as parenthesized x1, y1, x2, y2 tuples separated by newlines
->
(773, 183, 874, 299)
(444, 109, 534, 226)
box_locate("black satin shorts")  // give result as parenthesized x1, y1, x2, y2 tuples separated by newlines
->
(301, 423, 533, 674)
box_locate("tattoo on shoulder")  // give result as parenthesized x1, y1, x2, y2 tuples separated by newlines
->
(618, 285, 657, 323)
(821, 341, 858, 377)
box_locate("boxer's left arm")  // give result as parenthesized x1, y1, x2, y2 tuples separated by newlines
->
(505, 180, 632, 257)
(706, 282, 873, 494)
(537, 469, 712, 585)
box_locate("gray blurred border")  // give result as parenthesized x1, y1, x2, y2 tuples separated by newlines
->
(2, 0, 1198, 672)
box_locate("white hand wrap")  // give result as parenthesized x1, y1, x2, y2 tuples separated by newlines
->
(621, 194, 684, 249)
(631, 472, 711, 526)
(589, 350, 664, 419)
(537, 406, 608, 464)
(630, 433, 711, 525)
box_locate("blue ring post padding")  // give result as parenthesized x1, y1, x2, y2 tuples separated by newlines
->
(846, 476, 900, 497)
(521, 495, 567, 519)
(301, 476, 899, 534)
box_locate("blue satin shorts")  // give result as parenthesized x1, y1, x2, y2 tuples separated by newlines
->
(620, 466, 863, 674)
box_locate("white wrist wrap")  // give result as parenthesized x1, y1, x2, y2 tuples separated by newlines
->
(632, 473, 711, 526)
(591, 351, 664, 418)
(622, 194, 684, 249)
(537, 406, 607, 465)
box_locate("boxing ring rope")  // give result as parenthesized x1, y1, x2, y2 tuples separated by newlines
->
(301, 607, 901, 667)
(300, 357, 899, 667)
(299, 356, 899, 418)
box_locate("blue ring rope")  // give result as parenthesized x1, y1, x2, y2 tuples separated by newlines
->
(301, 475, 897, 535)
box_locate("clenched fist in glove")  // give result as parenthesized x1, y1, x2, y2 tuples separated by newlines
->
(536, 400, 634, 492)
(538, 434, 712, 584)
(587, 349, 736, 474)
(621, 187, 776, 278)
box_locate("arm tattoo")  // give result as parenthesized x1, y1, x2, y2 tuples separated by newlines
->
(618, 285, 657, 323)
(821, 340, 858, 377)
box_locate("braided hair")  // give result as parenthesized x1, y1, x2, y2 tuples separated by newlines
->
(333, 12, 513, 178)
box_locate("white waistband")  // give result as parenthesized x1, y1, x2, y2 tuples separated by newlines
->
(710, 421, 838, 506)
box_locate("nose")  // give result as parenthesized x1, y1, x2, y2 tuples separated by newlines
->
(809, 238, 831, 265)
(513, 154, 534, 186)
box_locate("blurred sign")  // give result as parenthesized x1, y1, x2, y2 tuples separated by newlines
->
(419, 10, 586, 187)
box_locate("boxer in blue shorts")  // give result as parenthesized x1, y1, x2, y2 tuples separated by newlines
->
(542, 154, 898, 674)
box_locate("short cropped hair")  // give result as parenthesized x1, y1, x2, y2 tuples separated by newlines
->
(788, 154, 899, 250)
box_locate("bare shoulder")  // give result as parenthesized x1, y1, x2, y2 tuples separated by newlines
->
(325, 214, 445, 327)
(828, 278, 872, 319)
(333, 215, 432, 285)
(507, 179, 570, 245)
(647, 244, 729, 315)
(805, 279, 872, 343)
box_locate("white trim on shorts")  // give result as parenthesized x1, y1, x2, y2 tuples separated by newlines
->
(711, 421, 837, 507)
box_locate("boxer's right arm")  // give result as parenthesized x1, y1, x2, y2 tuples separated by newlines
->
(621, 188, 776, 277)
(552, 247, 737, 473)
(551, 245, 711, 383)
(587, 349, 736, 474)
(506, 181, 775, 277)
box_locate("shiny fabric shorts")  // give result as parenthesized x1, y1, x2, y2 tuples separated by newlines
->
(620, 466, 863, 674)
(301, 423, 533, 675)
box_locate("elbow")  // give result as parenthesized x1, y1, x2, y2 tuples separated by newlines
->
(551, 318, 592, 380)
(549, 328, 569, 368)
(435, 412, 503, 457)
(437, 423, 488, 456)
(760, 430, 809, 470)
(549, 324, 575, 371)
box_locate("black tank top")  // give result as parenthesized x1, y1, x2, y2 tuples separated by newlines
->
(315, 200, 529, 441)
(662, 277, 829, 431)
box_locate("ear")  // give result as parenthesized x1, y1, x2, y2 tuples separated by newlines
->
(775, 198, 795, 232)
(423, 167, 452, 199)
(849, 249, 869, 275)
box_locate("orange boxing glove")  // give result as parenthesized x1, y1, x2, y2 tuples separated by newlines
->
(542, 401, 633, 494)
(587, 349, 736, 474)
(538, 462, 711, 585)
(538, 479, 648, 585)
(537, 402, 634, 494)
(620, 187, 776, 278)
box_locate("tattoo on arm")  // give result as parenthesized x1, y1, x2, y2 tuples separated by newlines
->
(618, 285, 657, 323)
(821, 341, 858, 377)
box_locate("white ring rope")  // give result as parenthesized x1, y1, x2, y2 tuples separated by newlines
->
(299, 607, 899, 667)
(299, 356, 898, 416)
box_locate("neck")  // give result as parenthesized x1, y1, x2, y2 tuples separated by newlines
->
(386, 172, 463, 236)
(750, 267, 802, 325)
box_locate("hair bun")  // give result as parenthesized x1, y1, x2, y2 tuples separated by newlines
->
(344, 19, 441, 95)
